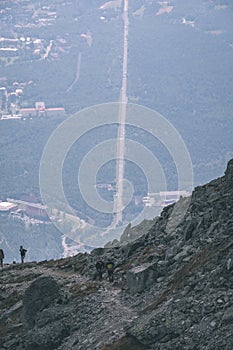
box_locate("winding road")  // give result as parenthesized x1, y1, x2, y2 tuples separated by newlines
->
(66, 52, 82, 92)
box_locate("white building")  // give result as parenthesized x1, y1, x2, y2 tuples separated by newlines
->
(0, 201, 18, 213)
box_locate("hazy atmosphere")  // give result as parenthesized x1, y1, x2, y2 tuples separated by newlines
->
(0, 0, 233, 262)
(1, 2, 233, 350)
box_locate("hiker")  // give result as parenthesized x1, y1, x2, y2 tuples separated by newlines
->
(95, 258, 105, 281)
(105, 259, 115, 283)
(19, 245, 27, 264)
(0, 248, 4, 267)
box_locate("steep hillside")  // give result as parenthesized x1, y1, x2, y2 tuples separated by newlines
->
(0, 159, 233, 349)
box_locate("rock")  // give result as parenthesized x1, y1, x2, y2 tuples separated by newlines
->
(173, 246, 191, 262)
(222, 306, 233, 324)
(226, 258, 232, 271)
(184, 220, 196, 240)
(2, 301, 22, 319)
(24, 320, 70, 350)
(210, 320, 216, 328)
(22, 276, 60, 329)
(125, 262, 161, 294)
(225, 159, 233, 185)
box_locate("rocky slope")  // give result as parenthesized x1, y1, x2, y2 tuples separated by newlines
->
(1, 160, 233, 350)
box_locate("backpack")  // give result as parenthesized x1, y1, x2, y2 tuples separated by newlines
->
(106, 262, 114, 270)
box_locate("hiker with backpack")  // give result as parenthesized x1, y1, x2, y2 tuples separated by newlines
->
(95, 258, 105, 281)
(19, 245, 27, 264)
(0, 248, 4, 267)
(105, 258, 115, 283)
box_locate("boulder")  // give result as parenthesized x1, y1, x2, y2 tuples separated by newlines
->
(22, 276, 60, 329)
(126, 262, 161, 294)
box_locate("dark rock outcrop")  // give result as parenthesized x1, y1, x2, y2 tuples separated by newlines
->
(22, 276, 61, 329)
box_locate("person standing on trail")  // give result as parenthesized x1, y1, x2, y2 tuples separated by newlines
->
(105, 259, 115, 283)
(0, 248, 4, 267)
(19, 245, 27, 264)
(95, 258, 105, 281)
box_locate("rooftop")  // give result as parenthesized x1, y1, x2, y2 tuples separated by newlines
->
(0, 201, 17, 211)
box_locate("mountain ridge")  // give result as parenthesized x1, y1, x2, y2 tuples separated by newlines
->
(0, 159, 233, 349)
